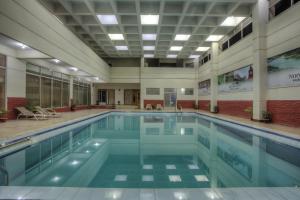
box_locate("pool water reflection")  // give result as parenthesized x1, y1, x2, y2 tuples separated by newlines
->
(1, 112, 300, 188)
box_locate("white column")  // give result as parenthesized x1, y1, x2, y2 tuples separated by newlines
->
(252, 0, 269, 120)
(69, 76, 73, 106)
(90, 82, 95, 105)
(140, 57, 144, 109)
(194, 58, 200, 108)
(210, 42, 219, 112)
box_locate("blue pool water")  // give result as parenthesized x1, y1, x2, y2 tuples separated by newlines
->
(0, 112, 300, 188)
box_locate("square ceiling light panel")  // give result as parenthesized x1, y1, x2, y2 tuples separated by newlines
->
(170, 46, 183, 51)
(196, 47, 210, 51)
(174, 34, 191, 41)
(206, 35, 224, 42)
(108, 34, 124, 40)
(189, 55, 200, 59)
(140, 15, 159, 25)
(167, 54, 177, 58)
(144, 54, 154, 58)
(97, 15, 118, 25)
(142, 34, 157, 40)
(220, 16, 246, 26)
(143, 46, 155, 51)
(115, 46, 128, 50)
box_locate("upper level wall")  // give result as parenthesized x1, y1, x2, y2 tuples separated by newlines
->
(141, 67, 196, 80)
(0, 0, 110, 81)
(266, 3, 300, 100)
(198, 2, 300, 102)
(110, 67, 140, 83)
(218, 35, 254, 74)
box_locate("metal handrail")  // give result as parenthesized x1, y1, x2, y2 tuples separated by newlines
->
(0, 137, 31, 150)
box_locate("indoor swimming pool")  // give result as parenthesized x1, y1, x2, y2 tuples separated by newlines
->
(0, 112, 300, 188)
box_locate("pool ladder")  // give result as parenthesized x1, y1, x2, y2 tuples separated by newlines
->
(0, 137, 31, 150)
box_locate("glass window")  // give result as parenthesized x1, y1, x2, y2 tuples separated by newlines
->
(53, 80, 62, 107)
(183, 88, 194, 95)
(0, 68, 5, 109)
(0, 54, 6, 67)
(26, 74, 40, 106)
(62, 82, 69, 106)
(146, 88, 160, 95)
(41, 77, 52, 107)
(180, 88, 194, 95)
(73, 84, 79, 104)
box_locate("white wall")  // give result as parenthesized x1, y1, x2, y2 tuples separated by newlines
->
(197, 2, 300, 102)
(110, 67, 140, 83)
(266, 3, 300, 100)
(6, 56, 26, 98)
(140, 67, 197, 108)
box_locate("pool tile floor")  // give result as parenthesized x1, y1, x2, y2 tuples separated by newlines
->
(1, 186, 300, 200)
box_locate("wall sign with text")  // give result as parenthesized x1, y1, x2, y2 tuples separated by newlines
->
(268, 47, 300, 88)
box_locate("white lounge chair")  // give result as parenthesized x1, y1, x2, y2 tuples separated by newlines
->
(15, 107, 47, 120)
(156, 104, 163, 111)
(35, 106, 61, 118)
(145, 104, 152, 110)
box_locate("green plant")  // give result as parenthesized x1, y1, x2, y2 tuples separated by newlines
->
(0, 109, 8, 116)
(212, 105, 219, 113)
(262, 111, 272, 122)
(244, 107, 253, 119)
(25, 104, 37, 112)
(244, 107, 253, 114)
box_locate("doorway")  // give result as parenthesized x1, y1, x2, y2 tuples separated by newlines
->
(164, 88, 177, 107)
(124, 89, 140, 105)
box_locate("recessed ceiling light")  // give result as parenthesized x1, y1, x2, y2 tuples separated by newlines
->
(221, 16, 246, 26)
(174, 34, 191, 41)
(206, 35, 224, 42)
(170, 46, 182, 51)
(115, 46, 128, 50)
(167, 54, 177, 58)
(144, 54, 154, 58)
(189, 55, 200, 59)
(97, 15, 118, 25)
(108, 34, 124, 40)
(143, 46, 155, 51)
(142, 34, 157, 40)
(52, 59, 60, 63)
(69, 67, 78, 72)
(16, 42, 28, 49)
(140, 15, 159, 25)
(196, 47, 210, 51)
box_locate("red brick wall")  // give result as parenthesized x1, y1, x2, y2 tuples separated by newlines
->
(267, 100, 300, 127)
(144, 100, 164, 108)
(177, 100, 195, 108)
(7, 97, 27, 119)
(217, 100, 252, 119)
(54, 107, 71, 112)
(198, 100, 210, 111)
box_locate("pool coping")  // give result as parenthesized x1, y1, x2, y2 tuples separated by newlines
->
(1, 110, 300, 155)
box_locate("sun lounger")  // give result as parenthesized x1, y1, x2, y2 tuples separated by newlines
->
(15, 107, 47, 120)
(156, 104, 163, 111)
(145, 104, 152, 110)
(35, 106, 61, 118)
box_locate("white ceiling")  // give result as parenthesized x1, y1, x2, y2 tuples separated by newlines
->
(40, 0, 257, 59)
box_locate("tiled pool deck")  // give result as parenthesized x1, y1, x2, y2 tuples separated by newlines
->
(0, 186, 300, 200)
